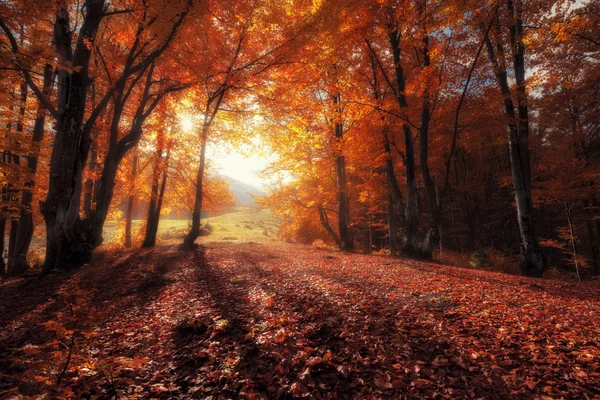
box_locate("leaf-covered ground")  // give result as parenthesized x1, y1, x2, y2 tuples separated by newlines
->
(1, 242, 599, 399)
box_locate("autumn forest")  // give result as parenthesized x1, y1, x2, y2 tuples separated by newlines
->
(1, 0, 600, 398)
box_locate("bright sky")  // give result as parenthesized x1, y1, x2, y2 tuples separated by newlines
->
(179, 113, 273, 189)
(208, 144, 271, 189)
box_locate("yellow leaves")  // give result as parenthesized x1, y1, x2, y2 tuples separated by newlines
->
(550, 22, 569, 43)
(311, 0, 325, 14)
(359, 190, 370, 203)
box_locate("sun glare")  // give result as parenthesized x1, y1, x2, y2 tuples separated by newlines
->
(179, 115, 195, 132)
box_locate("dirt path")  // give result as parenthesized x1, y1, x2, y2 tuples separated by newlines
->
(1, 242, 599, 398)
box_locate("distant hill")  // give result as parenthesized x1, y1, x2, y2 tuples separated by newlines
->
(223, 176, 266, 207)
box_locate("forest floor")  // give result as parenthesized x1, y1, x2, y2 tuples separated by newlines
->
(1, 231, 600, 398)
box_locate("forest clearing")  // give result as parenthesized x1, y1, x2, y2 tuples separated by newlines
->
(1, 0, 600, 398)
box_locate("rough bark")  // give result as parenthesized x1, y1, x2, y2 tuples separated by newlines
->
(39, 0, 107, 272)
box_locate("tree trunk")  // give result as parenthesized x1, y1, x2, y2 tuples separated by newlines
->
(588, 197, 600, 275)
(333, 92, 353, 252)
(484, 3, 545, 276)
(6, 78, 28, 275)
(125, 154, 139, 248)
(41, 0, 106, 272)
(0, 218, 5, 275)
(382, 135, 403, 255)
(143, 151, 161, 248)
(387, 194, 398, 254)
(8, 64, 54, 274)
(389, 29, 419, 256)
(318, 206, 341, 247)
(369, 42, 403, 255)
(86, 63, 165, 256)
(182, 124, 210, 249)
(155, 148, 169, 225)
(84, 84, 99, 219)
(418, 27, 441, 260)
(45, 60, 168, 268)
(143, 145, 170, 247)
(89, 123, 145, 253)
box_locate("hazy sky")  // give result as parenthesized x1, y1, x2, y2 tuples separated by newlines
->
(209, 144, 272, 189)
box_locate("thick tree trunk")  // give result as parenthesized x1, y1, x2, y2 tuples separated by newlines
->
(4, 0, 186, 270)
(41, 0, 106, 272)
(45, 59, 169, 268)
(125, 154, 138, 248)
(143, 145, 170, 247)
(333, 93, 353, 252)
(485, 3, 545, 276)
(402, 127, 419, 256)
(9, 64, 53, 274)
(7, 220, 18, 270)
(182, 124, 209, 249)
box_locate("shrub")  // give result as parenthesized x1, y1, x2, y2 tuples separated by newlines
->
(470, 250, 492, 269)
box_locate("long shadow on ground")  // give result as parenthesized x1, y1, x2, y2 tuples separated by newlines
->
(167, 244, 513, 399)
(0, 247, 175, 397)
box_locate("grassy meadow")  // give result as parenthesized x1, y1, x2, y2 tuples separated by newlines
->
(24, 207, 280, 264)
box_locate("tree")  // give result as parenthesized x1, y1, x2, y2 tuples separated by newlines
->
(484, 0, 546, 276)
(7, 64, 53, 274)
(143, 126, 172, 247)
(1, 0, 192, 270)
(180, 0, 295, 249)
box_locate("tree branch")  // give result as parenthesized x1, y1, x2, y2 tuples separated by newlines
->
(0, 17, 59, 119)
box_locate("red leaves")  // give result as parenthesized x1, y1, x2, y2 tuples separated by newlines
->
(373, 371, 394, 390)
(1, 242, 600, 398)
(274, 328, 289, 343)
